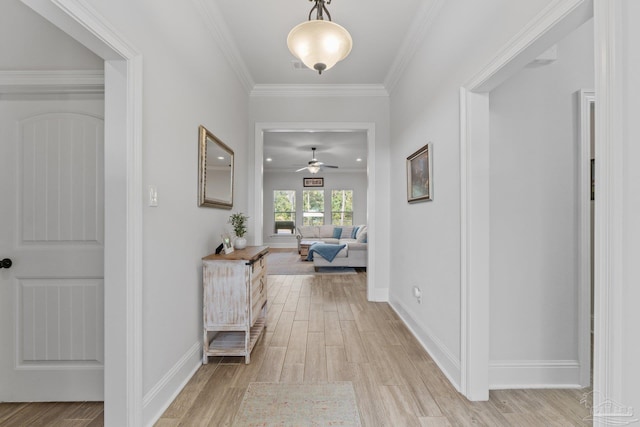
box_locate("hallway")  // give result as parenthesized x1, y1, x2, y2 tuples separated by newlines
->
(0, 272, 592, 425)
(156, 272, 591, 426)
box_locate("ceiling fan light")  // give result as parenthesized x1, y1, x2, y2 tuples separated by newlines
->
(287, 20, 352, 74)
(308, 165, 321, 174)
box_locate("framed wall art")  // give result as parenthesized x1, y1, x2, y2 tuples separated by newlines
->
(407, 143, 433, 203)
(303, 177, 324, 187)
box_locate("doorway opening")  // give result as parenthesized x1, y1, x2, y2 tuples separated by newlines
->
(252, 122, 378, 300)
(21, 0, 144, 423)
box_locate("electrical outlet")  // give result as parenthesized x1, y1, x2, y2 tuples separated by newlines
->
(413, 286, 422, 304)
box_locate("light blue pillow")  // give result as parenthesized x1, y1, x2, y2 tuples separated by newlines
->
(332, 227, 342, 238)
(351, 226, 359, 239)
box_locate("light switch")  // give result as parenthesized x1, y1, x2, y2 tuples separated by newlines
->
(148, 185, 158, 207)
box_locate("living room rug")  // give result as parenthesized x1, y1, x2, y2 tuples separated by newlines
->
(233, 382, 362, 427)
(266, 250, 356, 276)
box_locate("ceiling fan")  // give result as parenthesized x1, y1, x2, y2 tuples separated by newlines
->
(296, 147, 338, 174)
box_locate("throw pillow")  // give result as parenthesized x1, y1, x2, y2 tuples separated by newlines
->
(357, 230, 367, 243)
(340, 226, 354, 239)
(332, 227, 342, 238)
(351, 226, 360, 239)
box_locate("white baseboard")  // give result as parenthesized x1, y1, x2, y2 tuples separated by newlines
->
(369, 287, 389, 302)
(143, 341, 202, 427)
(489, 359, 581, 389)
(389, 298, 461, 391)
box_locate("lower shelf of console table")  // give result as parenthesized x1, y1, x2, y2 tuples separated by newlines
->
(203, 309, 266, 364)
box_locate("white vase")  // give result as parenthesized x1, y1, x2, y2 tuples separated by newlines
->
(234, 237, 247, 250)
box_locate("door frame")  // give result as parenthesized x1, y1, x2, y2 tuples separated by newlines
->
(578, 89, 595, 388)
(251, 121, 380, 301)
(459, 0, 594, 400)
(21, 0, 144, 425)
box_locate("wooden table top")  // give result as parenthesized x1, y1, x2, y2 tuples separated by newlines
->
(203, 245, 269, 262)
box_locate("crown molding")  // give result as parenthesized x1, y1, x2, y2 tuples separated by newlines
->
(384, 0, 445, 94)
(250, 84, 388, 98)
(190, 0, 255, 94)
(0, 69, 104, 94)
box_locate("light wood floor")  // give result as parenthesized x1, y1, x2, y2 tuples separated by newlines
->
(0, 269, 592, 426)
(157, 271, 591, 426)
(0, 402, 103, 426)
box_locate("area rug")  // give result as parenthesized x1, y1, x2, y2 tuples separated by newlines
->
(267, 251, 357, 276)
(233, 382, 362, 427)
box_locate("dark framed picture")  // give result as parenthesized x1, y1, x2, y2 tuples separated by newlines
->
(407, 143, 433, 203)
(303, 177, 324, 187)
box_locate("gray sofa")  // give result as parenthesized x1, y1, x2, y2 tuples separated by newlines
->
(295, 225, 367, 268)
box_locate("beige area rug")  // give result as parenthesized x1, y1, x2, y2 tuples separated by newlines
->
(233, 382, 362, 427)
(266, 250, 356, 276)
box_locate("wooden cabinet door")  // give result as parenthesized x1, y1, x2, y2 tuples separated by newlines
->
(203, 261, 248, 327)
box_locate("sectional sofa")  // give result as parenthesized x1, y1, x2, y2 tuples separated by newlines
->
(295, 224, 368, 268)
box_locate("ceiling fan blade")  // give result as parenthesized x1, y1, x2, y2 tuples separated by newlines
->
(323, 165, 339, 169)
(296, 166, 309, 172)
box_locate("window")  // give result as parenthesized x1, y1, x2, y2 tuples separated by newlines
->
(273, 190, 296, 234)
(331, 190, 353, 225)
(302, 189, 324, 226)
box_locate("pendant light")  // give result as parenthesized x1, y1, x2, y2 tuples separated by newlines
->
(287, 0, 353, 74)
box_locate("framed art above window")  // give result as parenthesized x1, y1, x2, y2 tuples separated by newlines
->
(407, 143, 433, 203)
(303, 177, 324, 187)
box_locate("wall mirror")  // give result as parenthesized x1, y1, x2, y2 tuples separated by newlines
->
(198, 125, 234, 209)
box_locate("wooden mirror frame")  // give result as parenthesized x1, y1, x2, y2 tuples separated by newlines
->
(198, 125, 234, 209)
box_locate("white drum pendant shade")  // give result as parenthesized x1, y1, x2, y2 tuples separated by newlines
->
(287, 20, 352, 74)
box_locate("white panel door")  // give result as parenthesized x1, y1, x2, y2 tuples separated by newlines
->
(0, 99, 105, 401)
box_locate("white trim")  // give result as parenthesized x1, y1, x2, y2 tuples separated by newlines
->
(384, 0, 445, 93)
(466, 0, 593, 92)
(190, 0, 254, 93)
(578, 89, 595, 388)
(489, 360, 581, 389)
(459, 88, 490, 401)
(593, 0, 623, 412)
(389, 299, 461, 391)
(22, 0, 144, 425)
(143, 342, 202, 427)
(0, 70, 104, 95)
(250, 84, 388, 98)
(252, 122, 378, 301)
(460, 0, 593, 402)
(369, 287, 389, 303)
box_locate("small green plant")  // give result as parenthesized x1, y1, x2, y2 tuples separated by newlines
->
(229, 212, 249, 238)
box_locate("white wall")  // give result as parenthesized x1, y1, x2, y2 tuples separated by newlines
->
(75, 1, 250, 423)
(1, 0, 103, 69)
(263, 170, 367, 247)
(488, 20, 594, 387)
(388, 0, 558, 388)
(250, 95, 390, 296)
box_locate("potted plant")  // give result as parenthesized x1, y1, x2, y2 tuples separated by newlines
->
(229, 212, 249, 249)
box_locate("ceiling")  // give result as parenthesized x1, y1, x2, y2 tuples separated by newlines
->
(263, 131, 367, 173)
(206, 0, 439, 170)
(207, 0, 439, 87)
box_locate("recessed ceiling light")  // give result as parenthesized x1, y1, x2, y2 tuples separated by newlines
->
(217, 156, 225, 160)
(266, 158, 273, 162)
(356, 158, 362, 162)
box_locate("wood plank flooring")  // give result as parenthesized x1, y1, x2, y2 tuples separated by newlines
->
(157, 271, 592, 426)
(0, 267, 592, 426)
